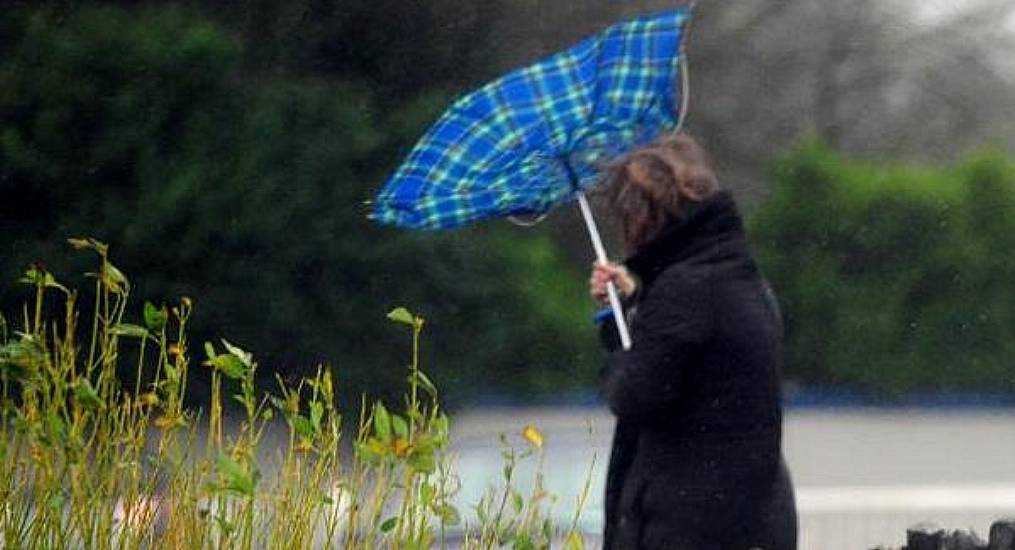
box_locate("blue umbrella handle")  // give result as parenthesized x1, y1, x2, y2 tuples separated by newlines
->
(577, 192, 632, 350)
(592, 306, 614, 324)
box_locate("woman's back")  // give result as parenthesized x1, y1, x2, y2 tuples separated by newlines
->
(601, 191, 796, 550)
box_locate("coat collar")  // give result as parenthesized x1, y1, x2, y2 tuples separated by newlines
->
(624, 190, 747, 286)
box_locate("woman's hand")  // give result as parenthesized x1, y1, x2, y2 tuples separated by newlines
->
(589, 261, 637, 305)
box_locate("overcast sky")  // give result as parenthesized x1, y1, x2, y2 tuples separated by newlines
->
(898, 0, 1015, 82)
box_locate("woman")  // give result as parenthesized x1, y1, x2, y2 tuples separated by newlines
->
(589, 133, 797, 550)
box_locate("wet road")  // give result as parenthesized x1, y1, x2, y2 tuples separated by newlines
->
(450, 407, 1015, 549)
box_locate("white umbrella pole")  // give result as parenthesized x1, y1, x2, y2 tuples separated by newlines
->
(576, 192, 632, 350)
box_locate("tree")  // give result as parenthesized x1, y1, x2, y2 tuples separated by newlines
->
(683, 0, 1015, 198)
(0, 5, 599, 407)
(750, 143, 1015, 395)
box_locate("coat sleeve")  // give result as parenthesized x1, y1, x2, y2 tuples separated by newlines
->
(602, 268, 711, 420)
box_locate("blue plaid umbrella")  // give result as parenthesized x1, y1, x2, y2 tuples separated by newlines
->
(372, 8, 694, 349)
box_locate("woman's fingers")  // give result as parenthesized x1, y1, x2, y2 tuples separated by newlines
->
(589, 261, 636, 304)
(589, 263, 612, 304)
(589, 272, 609, 304)
(592, 262, 636, 298)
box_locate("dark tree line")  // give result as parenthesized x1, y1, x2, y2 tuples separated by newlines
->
(0, 3, 597, 408)
(3, 0, 1014, 402)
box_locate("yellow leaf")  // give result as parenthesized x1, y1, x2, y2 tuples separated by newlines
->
(522, 425, 544, 449)
(393, 437, 410, 457)
(154, 414, 186, 430)
(564, 531, 585, 550)
(367, 437, 388, 456)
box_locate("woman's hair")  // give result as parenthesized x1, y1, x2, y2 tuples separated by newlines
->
(606, 132, 719, 252)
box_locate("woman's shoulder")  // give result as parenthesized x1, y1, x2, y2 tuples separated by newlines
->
(645, 261, 714, 299)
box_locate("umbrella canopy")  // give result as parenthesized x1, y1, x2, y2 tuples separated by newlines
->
(372, 8, 692, 229)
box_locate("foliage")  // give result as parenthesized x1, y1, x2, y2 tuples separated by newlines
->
(201, 0, 507, 98)
(0, 246, 593, 548)
(0, 5, 599, 406)
(750, 143, 1015, 395)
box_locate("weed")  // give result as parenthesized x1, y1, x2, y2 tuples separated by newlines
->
(0, 239, 593, 548)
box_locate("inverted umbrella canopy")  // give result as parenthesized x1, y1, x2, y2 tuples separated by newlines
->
(372, 8, 693, 350)
(372, 8, 692, 229)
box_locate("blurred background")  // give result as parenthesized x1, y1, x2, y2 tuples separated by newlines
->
(3, 1, 1015, 547)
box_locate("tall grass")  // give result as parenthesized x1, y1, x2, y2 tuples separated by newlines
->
(0, 239, 592, 549)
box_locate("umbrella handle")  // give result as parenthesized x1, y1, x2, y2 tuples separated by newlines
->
(577, 192, 632, 350)
(605, 281, 632, 350)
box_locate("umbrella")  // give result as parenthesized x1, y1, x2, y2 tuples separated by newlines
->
(372, 8, 694, 350)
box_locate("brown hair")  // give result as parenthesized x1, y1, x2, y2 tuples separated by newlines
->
(606, 133, 719, 252)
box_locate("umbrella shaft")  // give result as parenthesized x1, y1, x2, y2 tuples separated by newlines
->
(577, 192, 609, 262)
(577, 192, 632, 350)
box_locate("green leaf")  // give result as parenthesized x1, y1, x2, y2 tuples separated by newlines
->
(157, 377, 179, 397)
(542, 519, 554, 540)
(512, 534, 535, 550)
(47, 492, 66, 513)
(435, 504, 460, 526)
(206, 354, 246, 379)
(432, 414, 450, 443)
(101, 262, 129, 293)
(72, 379, 104, 410)
(408, 445, 435, 474)
(221, 339, 254, 368)
(19, 266, 68, 293)
(11, 415, 30, 434)
(45, 412, 65, 442)
(163, 363, 179, 383)
(143, 301, 168, 332)
(380, 516, 398, 533)
(292, 415, 315, 439)
(110, 324, 150, 339)
(355, 440, 382, 465)
(269, 395, 287, 413)
(471, 501, 484, 522)
(413, 369, 439, 398)
(215, 513, 234, 534)
(420, 482, 435, 506)
(67, 237, 108, 255)
(373, 402, 392, 444)
(511, 489, 524, 514)
(0, 336, 48, 373)
(407, 407, 425, 424)
(386, 307, 415, 326)
(17, 271, 36, 287)
(201, 341, 252, 379)
(413, 433, 435, 452)
(309, 401, 324, 432)
(391, 413, 408, 440)
(217, 453, 256, 497)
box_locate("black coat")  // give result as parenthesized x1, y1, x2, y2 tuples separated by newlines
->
(600, 191, 797, 550)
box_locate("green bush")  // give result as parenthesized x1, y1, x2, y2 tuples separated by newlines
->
(0, 255, 593, 548)
(750, 143, 1015, 395)
(0, 5, 597, 406)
